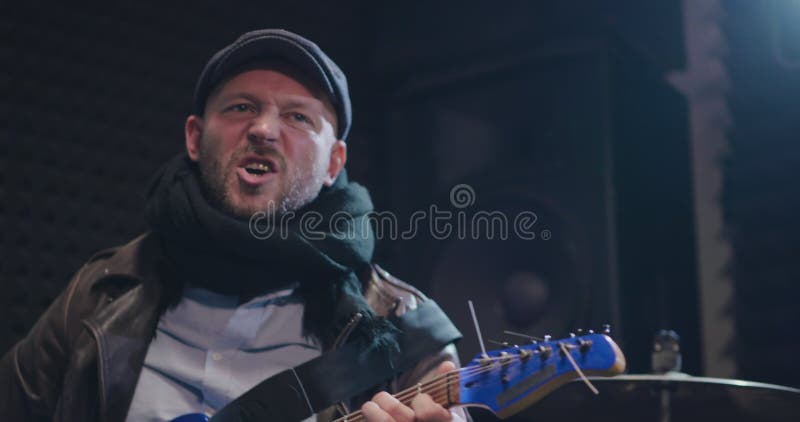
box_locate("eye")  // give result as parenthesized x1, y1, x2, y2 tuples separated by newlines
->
(226, 103, 255, 113)
(289, 112, 311, 123)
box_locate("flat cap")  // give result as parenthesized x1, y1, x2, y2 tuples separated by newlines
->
(193, 29, 352, 140)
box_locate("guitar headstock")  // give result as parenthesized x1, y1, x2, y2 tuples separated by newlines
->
(457, 333, 626, 419)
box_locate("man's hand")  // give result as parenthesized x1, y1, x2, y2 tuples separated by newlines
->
(360, 361, 459, 421)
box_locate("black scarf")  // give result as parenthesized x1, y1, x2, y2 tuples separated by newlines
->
(145, 154, 396, 350)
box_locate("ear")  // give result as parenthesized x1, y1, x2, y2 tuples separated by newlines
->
(185, 115, 204, 162)
(323, 140, 347, 186)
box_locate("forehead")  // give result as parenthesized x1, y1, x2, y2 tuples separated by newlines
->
(208, 67, 337, 121)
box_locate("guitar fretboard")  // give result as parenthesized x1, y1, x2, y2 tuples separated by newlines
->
(333, 369, 462, 421)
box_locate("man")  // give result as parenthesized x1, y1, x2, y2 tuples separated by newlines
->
(0, 29, 467, 421)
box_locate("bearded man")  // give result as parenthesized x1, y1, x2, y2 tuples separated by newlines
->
(0, 29, 467, 422)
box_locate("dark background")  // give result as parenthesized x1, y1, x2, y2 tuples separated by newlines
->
(1, 0, 798, 419)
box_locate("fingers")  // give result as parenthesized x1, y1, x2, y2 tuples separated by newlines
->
(435, 360, 456, 375)
(361, 400, 393, 422)
(362, 391, 414, 422)
(411, 393, 452, 422)
(361, 390, 453, 422)
(361, 401, 393, 422)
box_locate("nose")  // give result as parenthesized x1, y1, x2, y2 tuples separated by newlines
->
(247, 109, 280, 145)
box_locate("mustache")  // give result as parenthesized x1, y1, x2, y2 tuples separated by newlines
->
(247, 143, 279, 155)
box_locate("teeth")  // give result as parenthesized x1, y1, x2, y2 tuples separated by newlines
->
(244, 162, 271, 172)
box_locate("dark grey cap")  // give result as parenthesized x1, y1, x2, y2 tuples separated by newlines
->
(193, 29, 352, 140)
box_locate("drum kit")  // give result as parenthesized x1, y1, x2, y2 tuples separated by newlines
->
(522, 373, 800, 422)
(464, 368, 800, 422)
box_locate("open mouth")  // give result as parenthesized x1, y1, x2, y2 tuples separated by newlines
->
(243, 162, 273, 176)
(237, 156, 279, 186)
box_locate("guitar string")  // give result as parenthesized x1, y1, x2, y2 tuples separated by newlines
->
(332, 361, 509, 422)
(389, 345, 579, 403)
(333, 342, 590, 422)
(392, 352, 537, 402)
(333, 351, 549, 422)
(558, 343, 599, 395)
(334, 348, 573, 422)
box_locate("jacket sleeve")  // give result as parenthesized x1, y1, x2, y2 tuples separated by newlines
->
(319, 343, 471, 422)
(0, 262, 91, 420)
(351, 265, 472, 420)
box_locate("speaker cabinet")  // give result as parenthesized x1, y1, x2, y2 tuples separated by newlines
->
(381, 39, 701, 392)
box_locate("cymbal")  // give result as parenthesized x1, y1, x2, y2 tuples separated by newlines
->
(481, 373, 800, 421)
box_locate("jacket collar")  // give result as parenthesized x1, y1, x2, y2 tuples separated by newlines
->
(89, 232, 163, 285)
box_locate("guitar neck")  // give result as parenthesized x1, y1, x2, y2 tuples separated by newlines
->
(333, 370, 461, 422)
(333, 333, 625, 421)
(171, 334, 624, 422)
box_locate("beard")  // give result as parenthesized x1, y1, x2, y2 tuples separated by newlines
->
(195, 134, 329, 220)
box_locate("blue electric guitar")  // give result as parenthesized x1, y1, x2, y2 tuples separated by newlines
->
(172, 332, 626, 421)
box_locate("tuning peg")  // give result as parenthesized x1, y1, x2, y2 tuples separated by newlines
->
(537, 345, 552, 360)
(576, 328, 584, 335)
(569, 332, 576, 338)
(577, 338, 593, 353)
(603, 324, 611, 335)
(512, 345, 532, 360)
(587, 330, 594, 334)
(543, 335, 552, 342)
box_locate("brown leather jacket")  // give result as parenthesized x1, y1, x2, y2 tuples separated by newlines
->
(0, 233, 464, 421)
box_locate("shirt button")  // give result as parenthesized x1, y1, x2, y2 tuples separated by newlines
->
(211, 352, 223, 361)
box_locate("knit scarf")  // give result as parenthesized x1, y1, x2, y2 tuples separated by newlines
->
(145, 154, 396, 351)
